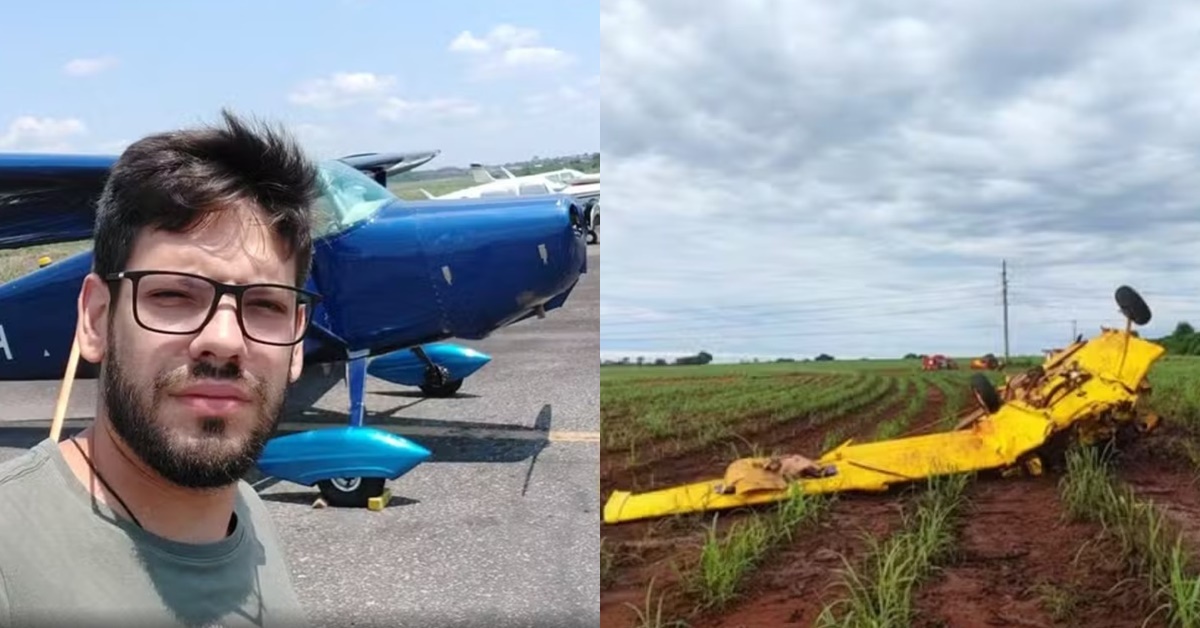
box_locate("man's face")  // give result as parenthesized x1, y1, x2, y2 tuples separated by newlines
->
(79, 203, 306, 489)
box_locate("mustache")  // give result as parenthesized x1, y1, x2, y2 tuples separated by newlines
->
(191, 360, 242, 380)
(154, 360, 265, 398)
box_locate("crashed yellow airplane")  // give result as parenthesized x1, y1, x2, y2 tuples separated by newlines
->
(603, 286, 1164, 525)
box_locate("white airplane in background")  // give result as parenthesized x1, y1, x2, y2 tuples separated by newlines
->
(420, 164, 600, 243)
(419, 164, 598, 201)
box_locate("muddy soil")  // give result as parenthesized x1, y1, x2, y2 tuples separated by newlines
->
(1117, 428, 1200, 555)
(911, 475, 1166, 628)
(687, 493, 908, 628)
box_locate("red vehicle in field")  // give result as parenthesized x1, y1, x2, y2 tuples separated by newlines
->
(922, 354, 957, 370)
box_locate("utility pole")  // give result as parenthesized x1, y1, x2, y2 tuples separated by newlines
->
(1002, 260, 1010, 363)
(1072, 319, 1077, 342)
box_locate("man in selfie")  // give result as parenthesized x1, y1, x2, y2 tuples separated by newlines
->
(0, 110, 319, 627)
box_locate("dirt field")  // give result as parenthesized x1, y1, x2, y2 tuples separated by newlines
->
(599, 359, 1200, 628)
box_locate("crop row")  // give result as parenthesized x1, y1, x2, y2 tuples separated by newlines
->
(600, 369, 993, 461)
(604, 373, 907, 464)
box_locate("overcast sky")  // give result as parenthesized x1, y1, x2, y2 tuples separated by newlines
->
(0, 0, 598, 167)
(601, 0, 1200, 362)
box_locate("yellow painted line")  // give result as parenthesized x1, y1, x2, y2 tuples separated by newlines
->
(548, 430, 601, 443)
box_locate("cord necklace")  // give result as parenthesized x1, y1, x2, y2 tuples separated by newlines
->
(69, 435, 144, 529)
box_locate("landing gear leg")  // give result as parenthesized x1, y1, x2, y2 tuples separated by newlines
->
(314, 352, 387, 508)
(412, 345, 463, 397)
(346, 353, 367, 428)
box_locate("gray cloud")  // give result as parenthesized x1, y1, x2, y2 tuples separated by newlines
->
(600, 0, 1200, 362)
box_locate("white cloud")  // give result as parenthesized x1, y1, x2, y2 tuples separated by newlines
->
(376, 97, 482, 122)
(449, 31, 490, 53)
(449, 23, 574, 74)
(525, 75, 600, 116)
(287, 72, 482, 127)
(63, 56, 118, 76)
(502, 46, 571, 70)
(288, 72, 398, 109)
(601, 0, 1200, 361)
(0, 116, 87, 152)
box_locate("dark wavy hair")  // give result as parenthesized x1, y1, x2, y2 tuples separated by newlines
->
(92, 108, 320, 288)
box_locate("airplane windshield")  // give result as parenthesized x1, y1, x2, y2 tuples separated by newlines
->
(313, 160, 396, 236)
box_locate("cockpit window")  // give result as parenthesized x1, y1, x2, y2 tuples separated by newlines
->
(312, 160, 396, 237)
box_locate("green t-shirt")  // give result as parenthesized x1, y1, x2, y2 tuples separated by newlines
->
(0, 437, 310, 628)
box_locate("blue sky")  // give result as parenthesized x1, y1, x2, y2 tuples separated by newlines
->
(602, 0, 1200, 363)
(0, 0, 598, 166)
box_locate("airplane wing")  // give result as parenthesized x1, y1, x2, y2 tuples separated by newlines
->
(0, 153, 116, 250)
(338, 150, 441, 185)
(0, 149, 441, 250)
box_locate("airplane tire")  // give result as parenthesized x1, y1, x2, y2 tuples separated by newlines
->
(1115, 285, 1152, 326)
(419, 378, 464, 398)
(970, 373, 1002, 414)
(586, 200, 600, 244)
(317, 477, 386, 508)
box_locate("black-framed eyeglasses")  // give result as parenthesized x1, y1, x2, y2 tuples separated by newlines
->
(105, 270, 323, 347)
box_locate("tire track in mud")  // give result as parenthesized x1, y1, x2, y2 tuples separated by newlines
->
(911, 378, 948, 431)
(911, 475, 1166, 628)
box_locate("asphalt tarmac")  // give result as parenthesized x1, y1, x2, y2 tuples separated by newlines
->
(0, 244, 600, 628)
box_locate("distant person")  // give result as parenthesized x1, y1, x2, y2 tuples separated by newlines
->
(0, 109, 319, 627)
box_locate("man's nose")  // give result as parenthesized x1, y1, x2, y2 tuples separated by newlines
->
(190, 295, 248, 358)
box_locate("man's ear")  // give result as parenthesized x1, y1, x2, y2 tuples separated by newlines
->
(77, 273, 111, 364)
(288, 322, 305, 383)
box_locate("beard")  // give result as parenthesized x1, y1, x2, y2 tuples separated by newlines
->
(100, 337, 289, 490)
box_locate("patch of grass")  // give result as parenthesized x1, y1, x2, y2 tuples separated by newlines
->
(1033, 582, 1080, 623)
(387, 175, 475, 200)
(601, 538, 615, 590)
(685, 485, 829, 610)
(815, 472, 971, 628)
(1058, 445, 1200, 627)
(690, 514, 773, 609)
(624, 576, 687, 628)
(0, 240, 92, 284)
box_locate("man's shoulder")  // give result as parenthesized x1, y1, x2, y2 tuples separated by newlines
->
(235, 477, 268, 509)
(234, 478, 283, 535)
(0, 438, 60, 495)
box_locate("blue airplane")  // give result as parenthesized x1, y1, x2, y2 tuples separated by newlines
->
(0, 150, 589, 506)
